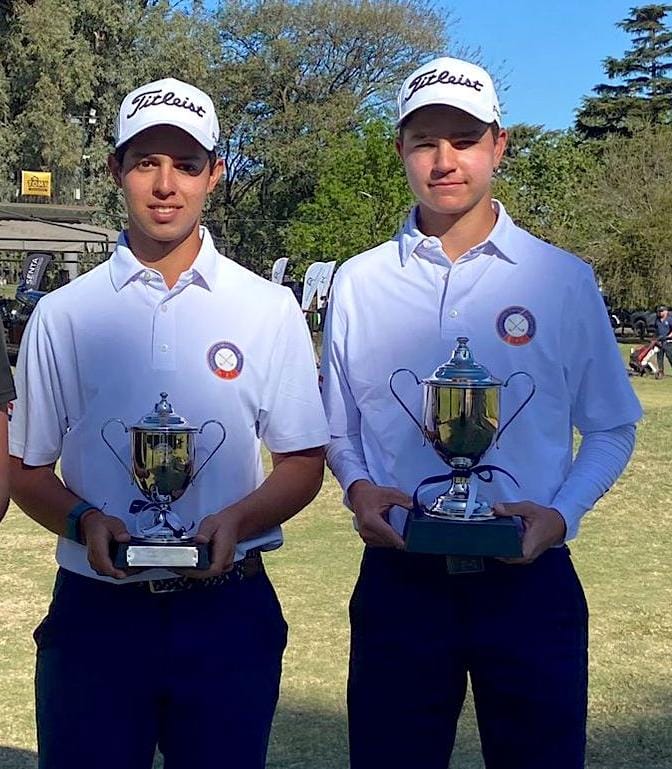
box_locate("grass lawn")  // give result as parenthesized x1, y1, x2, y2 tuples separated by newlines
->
(0, 344, 670, 768)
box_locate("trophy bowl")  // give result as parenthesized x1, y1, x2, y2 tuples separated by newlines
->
(102, 393, 226, 570)
(389, 337, 535, 557)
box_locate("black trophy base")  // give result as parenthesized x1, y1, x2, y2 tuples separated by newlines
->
(112, 538, 210, 570)
(403, 509, 522, 558)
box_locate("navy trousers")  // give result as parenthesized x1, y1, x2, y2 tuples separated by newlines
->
(34, 566, 287, 769)
(348, 546, 588, 769)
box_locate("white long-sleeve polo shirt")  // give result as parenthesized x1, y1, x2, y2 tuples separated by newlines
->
(321, 202, 642, 541)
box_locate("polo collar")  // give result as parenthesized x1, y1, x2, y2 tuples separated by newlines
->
(109, 226, 220, 291)
(397, 200, 518, 266)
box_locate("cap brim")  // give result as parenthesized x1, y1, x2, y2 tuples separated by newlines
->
(397, 95, 499, 128)
(116, 118, 216, 151)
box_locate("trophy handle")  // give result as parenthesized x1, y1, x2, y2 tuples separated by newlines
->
(496, 371, 536, 447)
(389, 368, 424, 436)
(101, 418, 133, 480)
(190, 420, 227, 485)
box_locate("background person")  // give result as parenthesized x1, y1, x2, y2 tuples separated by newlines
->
(654, 304, 672, 378)
(321, 56, 643, 769)
(9, 78, 328, 769)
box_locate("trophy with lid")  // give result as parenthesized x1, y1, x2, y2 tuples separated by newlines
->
(102, 393, 226, 570)
(389, 337, 535, 558)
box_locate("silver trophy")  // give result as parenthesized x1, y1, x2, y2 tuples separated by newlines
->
(389, 337, 535, 556)
(101, 393, 226, 569)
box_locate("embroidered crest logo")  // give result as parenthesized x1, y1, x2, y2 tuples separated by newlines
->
(207, 341, 244, 380)
(496, 306, 536, 346)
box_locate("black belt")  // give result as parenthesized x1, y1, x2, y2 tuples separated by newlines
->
(137, 550, 263, 594)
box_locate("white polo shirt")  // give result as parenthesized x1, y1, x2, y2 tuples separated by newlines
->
(321, 202, 642, 540)
(10, 228, 329, 582)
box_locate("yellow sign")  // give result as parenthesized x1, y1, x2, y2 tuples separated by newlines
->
(21, 170, 51, 197)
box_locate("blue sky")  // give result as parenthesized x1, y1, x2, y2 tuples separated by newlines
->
(445, 0, 636, 129)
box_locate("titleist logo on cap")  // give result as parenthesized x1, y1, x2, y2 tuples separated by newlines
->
(126, 89, 207, 120)
(405, 68, 484, 102)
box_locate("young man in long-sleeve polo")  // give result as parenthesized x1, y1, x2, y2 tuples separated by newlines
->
(321, 57, 642, 769)
(10, 78, 328, 769)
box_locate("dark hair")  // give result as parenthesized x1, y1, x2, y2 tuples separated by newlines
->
(114, 140, 218, 169)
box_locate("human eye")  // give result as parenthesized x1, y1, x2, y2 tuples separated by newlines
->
(136, 158, 156, 169)
(176, 161, 203, 175)
(453, 139, 477, 150)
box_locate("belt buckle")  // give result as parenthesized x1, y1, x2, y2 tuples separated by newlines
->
(147, 578, 182, 594)
(445, 555, 484, 574)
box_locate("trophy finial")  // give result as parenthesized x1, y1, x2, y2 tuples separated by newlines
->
(450, 337, 473, 365)
(155, 392, 173, 417)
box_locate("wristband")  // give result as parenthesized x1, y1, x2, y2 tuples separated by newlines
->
(65, 501, 97, 545)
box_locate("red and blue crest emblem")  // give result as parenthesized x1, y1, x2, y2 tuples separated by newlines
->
(496, 306, 536, 346)
(207, 341, 244, 380)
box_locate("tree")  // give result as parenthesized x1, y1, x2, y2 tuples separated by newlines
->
(207, 0, 451, 270)
(576, 4, 672, 138)
(494, 125, 597, 249)
(282, 118, 412, 271)
(568, 126, 672, 307)
(0, 0, 219, 212)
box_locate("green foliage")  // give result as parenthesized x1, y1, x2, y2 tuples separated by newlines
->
(206, 0, 450, 271)
(494, 125, 598, 249)
(576, 4, 672, 138)
(283, 119, 413, 271)
(0, 0, 451, 266)
(569, 126, 672, 307)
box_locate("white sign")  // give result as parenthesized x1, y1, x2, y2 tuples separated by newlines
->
(316, 260, 336, 308)
(301, 262, 325, 310)
(271, 257, 288, 284)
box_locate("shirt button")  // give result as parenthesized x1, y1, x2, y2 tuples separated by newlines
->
(449, 309, 458, 318)
(160, 304, 168, 313)
(160, 344, 169, 352)
(142, 270, 152, 282)
(422, 239, 432, 249)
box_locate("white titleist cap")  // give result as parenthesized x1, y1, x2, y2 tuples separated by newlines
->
(397, 56, 501, 127)
(114, 77, 219, 150)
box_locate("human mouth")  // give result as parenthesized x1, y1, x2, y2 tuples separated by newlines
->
(148, 205, 182, 222)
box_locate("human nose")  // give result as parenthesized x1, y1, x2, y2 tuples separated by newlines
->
(153, 160, 176, 198)
(432, 140, 458, 175)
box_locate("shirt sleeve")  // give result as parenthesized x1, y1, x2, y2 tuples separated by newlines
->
(9, 305, 68, 465)
(552, 423, 636, 541)
(0, 330, 15, 404)
(320, 276, 371, 494)
(563, 267, 643, 434)
(257, 289, 329, 453)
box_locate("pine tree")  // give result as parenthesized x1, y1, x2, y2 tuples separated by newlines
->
(576, 4, 672, 138)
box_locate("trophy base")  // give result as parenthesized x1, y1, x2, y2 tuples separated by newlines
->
(403, 509, 522, 558)
(112, 538, 209, 570)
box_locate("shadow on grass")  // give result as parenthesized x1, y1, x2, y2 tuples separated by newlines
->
(3, 689, 669, 769)
(0, 747, 37, 769)
(268, 701, 348, 769)
(265, 684, 672, 769)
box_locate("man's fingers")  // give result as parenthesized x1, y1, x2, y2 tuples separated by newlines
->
(360, 515, 404, 549)
(200, 528, 234, 577)
(109, 522, 131, 543)
(493, 501, 531, 518)
(87, 529, 127, 579)
(384, 489, 414, 509)
(194, 515, 217, 544)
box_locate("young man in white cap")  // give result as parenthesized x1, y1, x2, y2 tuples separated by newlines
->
(10, 77, 329, 769)
(321, 57, 642, 769)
